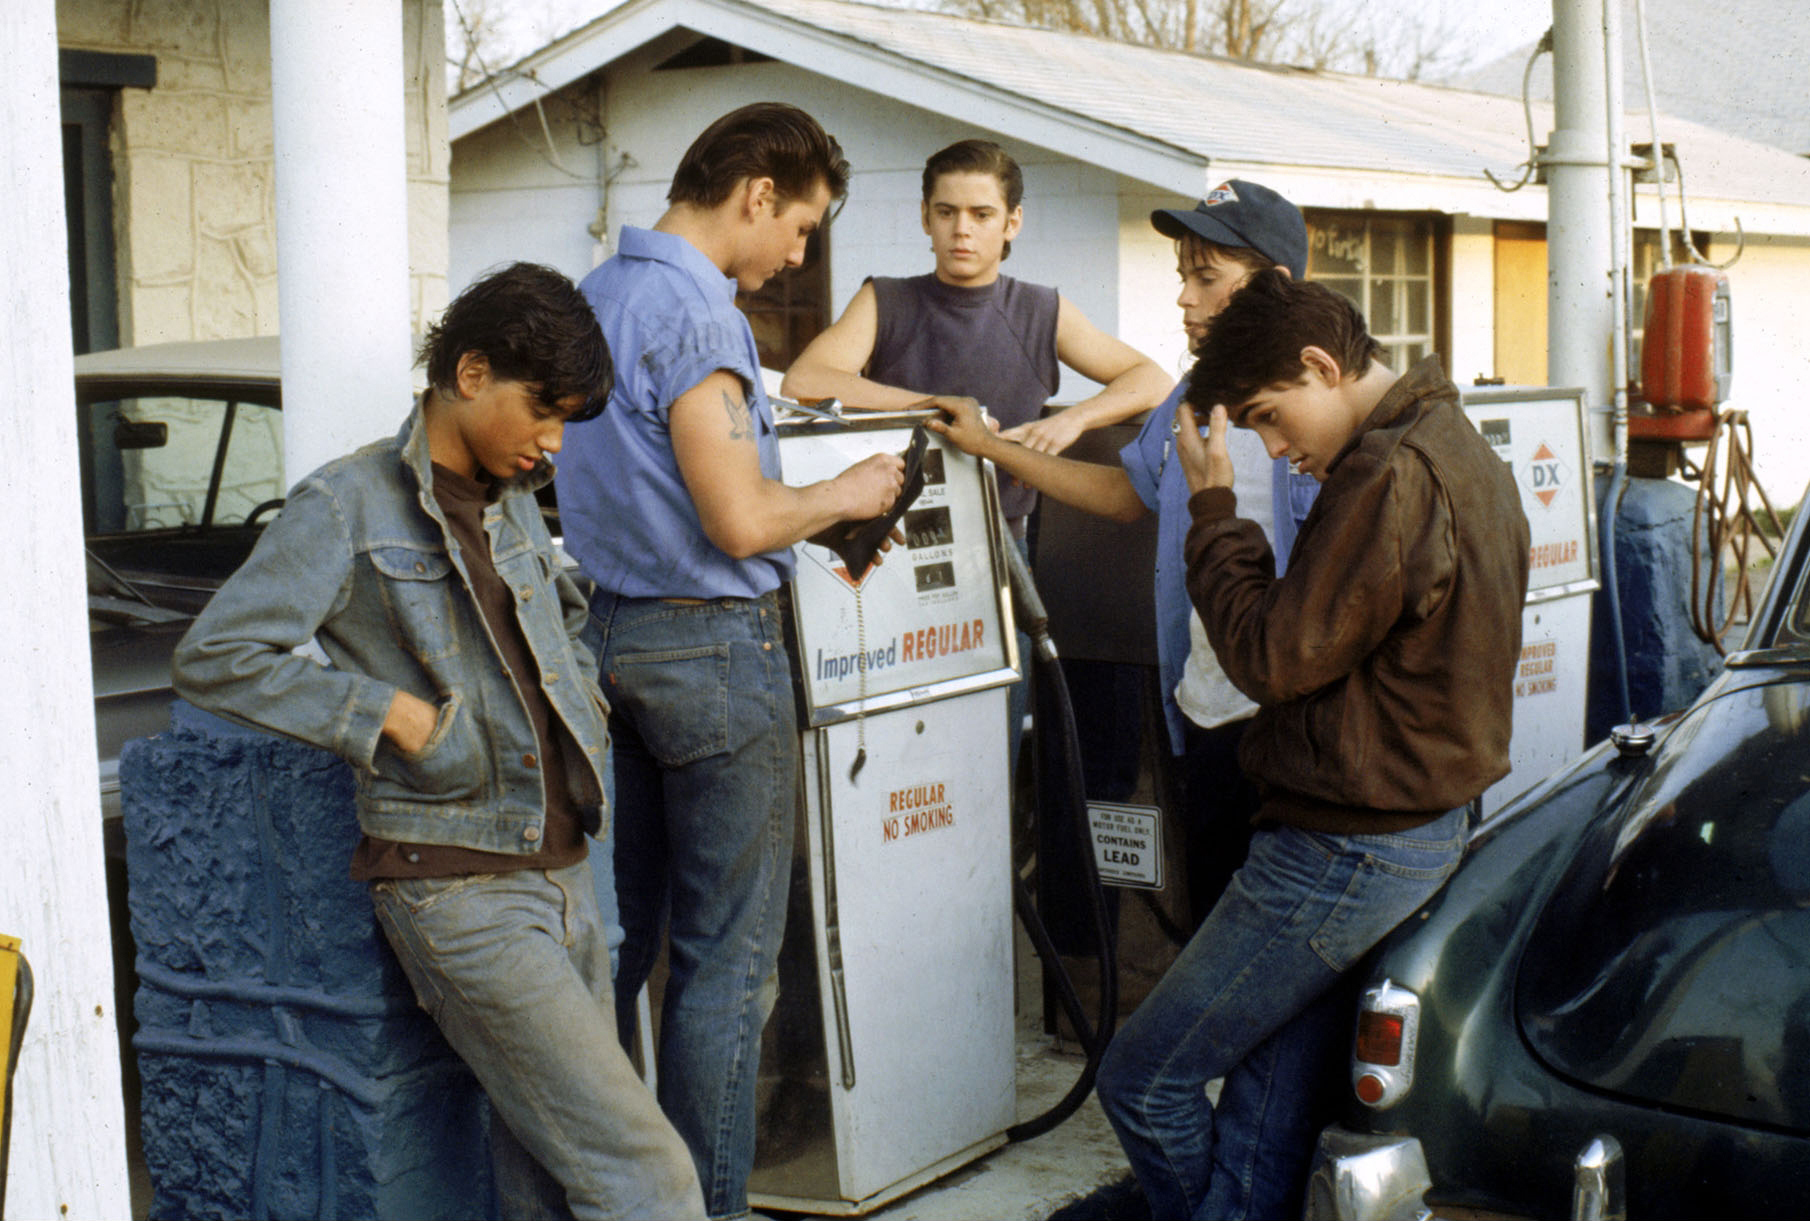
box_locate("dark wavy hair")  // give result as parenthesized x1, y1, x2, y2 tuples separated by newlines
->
(419, 262, 612, 423)
(668, 102, 849, 210)
(921, 139, 1023, 258)
(1184, 269, 1381, 413)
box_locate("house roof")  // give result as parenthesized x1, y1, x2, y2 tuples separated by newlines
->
(1461, 0, 1810, 158)
(452, 0, 1810, 233)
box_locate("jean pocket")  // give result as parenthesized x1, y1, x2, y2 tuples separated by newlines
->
(1307, 837, 1464, 974)
(374, 690, 484, 799)
(611, 643, 730, 766)
(370, 543, 463, 662)
(371, 884, 449, 1019)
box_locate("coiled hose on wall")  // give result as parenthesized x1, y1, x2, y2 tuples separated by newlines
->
(1689, 409, 1786, 652)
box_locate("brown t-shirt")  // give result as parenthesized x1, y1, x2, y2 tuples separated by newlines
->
(350, 463, 586, 879)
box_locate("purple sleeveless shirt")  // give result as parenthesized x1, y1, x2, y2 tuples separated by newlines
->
(866, 273, 1060, 524)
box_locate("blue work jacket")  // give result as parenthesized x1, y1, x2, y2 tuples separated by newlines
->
(173, 405, 610, 855)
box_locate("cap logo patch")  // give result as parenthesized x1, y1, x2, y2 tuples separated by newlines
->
(1203, 183, 1240, 207)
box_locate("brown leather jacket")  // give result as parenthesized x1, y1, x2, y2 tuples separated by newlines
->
(1184, 358, 1531, 833)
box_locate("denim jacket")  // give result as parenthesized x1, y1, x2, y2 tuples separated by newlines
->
(173, 404, 610, 854)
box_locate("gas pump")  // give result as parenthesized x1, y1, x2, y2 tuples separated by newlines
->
(1461, 386, 1599, 816)
(748, 405, 1023, 1214)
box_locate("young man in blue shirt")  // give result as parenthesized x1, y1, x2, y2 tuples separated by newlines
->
(173, 263, 705, 1219)
(927, 180, 1316, 918)
(556, 103, 903, 1220)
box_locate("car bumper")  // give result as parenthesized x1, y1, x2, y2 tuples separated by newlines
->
(1304, 1127, 1433, 1221)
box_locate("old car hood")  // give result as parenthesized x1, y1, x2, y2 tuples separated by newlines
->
(1517, 667, 1810, 1133)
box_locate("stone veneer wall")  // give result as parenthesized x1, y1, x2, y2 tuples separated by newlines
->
(57, 0, 449, 345)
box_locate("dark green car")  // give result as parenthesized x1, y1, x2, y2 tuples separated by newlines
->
(1306, 505, 1810, 1220)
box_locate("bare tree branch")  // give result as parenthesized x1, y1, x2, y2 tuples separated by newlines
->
(936, 0, 1473, 79)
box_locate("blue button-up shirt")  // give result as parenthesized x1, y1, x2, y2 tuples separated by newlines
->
(558, 226, 791, 599)
(1120, 381, 1315, 754)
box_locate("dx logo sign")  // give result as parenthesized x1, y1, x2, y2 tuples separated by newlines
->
(1524, 442, 1563, 508)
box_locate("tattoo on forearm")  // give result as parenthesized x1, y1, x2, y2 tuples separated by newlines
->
(721, 388, 754, 441)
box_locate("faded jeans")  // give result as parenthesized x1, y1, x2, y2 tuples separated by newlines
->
(1097, 807, 1469, 1220)
(588, 588, 798, 1220)
(370, 862, 705, 1220)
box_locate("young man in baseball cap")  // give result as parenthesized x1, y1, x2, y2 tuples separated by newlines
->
(928, 179, 1318, 921)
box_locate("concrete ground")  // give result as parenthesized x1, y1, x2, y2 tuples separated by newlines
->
(770, 915, 1173, 1221)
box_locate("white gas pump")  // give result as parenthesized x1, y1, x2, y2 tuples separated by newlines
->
(1461, 386, 1599, 815)
(748, 407, 1022, 1214)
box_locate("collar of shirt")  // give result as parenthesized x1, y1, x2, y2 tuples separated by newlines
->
(616, 225, 738, 304)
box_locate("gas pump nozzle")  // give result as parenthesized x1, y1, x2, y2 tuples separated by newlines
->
(1001, 533, 1059, 666)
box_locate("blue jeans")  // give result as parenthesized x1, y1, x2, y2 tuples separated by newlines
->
(588, 589, 798, 1220)
(1097, 807, 1468, 1220)
(370, 862, 705, 1220)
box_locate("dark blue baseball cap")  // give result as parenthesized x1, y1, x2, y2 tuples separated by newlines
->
(1152, 180, 1307, 279)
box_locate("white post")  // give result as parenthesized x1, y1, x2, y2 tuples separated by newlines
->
(0, 4, 132, 1217)
(1545, 0, 1616, 461)
(270, 0, 416, 482)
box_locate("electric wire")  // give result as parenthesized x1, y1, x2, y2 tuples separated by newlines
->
(446, 0, 601, 180)
(1485, 27, 1552, 193)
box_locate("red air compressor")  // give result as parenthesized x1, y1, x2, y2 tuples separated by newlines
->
(1630, 264, 1731, 454)
(1639, 264, 1732, 411)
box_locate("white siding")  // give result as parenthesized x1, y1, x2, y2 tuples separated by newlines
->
(1713, 233, 1810, 506)
(1118, 189, 1192, 385)
(452, 47, 1168, 403)
(1448, 215, 1498, 385)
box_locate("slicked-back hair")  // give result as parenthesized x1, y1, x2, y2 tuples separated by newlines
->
(921, 138, 1024, 259)
(419, 262, 613, 423)
(667, 102, 849, 211)
(1184, 269, 1381, 414)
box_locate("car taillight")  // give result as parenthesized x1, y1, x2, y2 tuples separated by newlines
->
(1355, 1011, 1404, 1065)
(1350, 979, 1420, 1109)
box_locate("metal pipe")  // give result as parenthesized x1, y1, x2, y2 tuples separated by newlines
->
(1546, 0, 1616, 463)
(1603, 0, 1631, 471)
(1598, 0, 1635, 722)
(1632, 0, 1671, 267)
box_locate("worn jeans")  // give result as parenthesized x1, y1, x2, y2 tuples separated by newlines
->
(1097, 807, 1469, 1220)
(370, 862, 705, 1220)
(588, 588, 798, 1220)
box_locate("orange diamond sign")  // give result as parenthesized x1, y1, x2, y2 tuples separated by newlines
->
(1525, 442, 1561, 508)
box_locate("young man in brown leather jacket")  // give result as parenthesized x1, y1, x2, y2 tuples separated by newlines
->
(1095, 269, 1530, 1220)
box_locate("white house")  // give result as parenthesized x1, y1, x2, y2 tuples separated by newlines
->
(449, 0, 1810, 496)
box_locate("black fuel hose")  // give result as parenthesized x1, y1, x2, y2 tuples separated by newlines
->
(1001, 536, 1119, 1143)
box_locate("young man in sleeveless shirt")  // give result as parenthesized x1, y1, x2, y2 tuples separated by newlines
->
(781, 138, 1169, 538)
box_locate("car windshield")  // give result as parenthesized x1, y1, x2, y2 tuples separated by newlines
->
(83, 392, 284, 534)
(82, 389, 284, 613)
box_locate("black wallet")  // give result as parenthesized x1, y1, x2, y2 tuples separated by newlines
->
(830, 425, 931, 581)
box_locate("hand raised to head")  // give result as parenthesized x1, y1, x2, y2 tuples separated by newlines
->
(1174, 401, 1235, 495)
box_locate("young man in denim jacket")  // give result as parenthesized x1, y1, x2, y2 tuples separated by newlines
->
(1095, 272, 1530, 1219)
(172, 263, 705, 1220)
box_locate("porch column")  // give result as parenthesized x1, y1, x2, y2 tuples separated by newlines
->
(270, 0, 415, 481)
(0, 3, 132, 1216)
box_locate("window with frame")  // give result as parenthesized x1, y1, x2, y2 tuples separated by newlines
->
(737, 226, 831, 374)
(1305, 215, 1438, 372)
